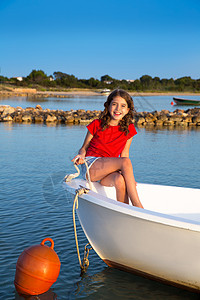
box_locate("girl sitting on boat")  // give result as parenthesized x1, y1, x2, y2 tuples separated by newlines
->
(72, 89, 143, 208)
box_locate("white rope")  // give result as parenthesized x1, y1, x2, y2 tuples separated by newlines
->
(64, 157, 92, 189)
(84, 158, 91, 183)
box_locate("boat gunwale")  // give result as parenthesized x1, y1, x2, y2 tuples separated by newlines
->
(63, 180, 200, 232)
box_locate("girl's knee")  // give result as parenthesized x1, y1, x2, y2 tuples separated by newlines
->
(121, 157, 132, 167)
(114, 172, 125, 188)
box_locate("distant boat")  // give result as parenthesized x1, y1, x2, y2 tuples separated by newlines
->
(173, 97, 200, 105)
(101, 89, 111, 95)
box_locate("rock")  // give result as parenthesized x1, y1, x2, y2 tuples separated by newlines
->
(192, 115, 200, 123)
(56, 116, 63, 123)
(137, 117, 146, 125)
(157, 114, 168, 121)
(137, 122, 146, 127)
(79, 119, 91, 124)
(46, 114, 57, 122)
(188, 122, 197, 126)
(1, 105, 200, 129)
(2, 115, 13, 121)
(155, 120, 164, 126)
(44, 109, 51, 113)
(175, 121, 183, 126)
(163, 120, 175, 126)
(169, 114, 183, 122)
(35, 105, 43, 110)
(145, 123, 155, 128)
(74, 116, 81, 124)
(35, 115, 44, 123)
(1, 106, 16, 116)
(151, 110, 159, 116)
(161, 109, 169, 114)
(178, 121, 188, 127)
(186, 108, 200, 115)
(173, 109, 184, 113)
(25, 107, 35, 112)
(22, 114, 32, 122)
(0, 105, 11, 113)
(182, 116, 192, 123)
(14, 115, 22, 122)
(65, 116, 74, 123)
(145, 113, 157, 123)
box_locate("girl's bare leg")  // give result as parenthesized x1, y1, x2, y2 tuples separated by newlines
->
(89, 157, 143, 208)
(100, 172, 129, 204)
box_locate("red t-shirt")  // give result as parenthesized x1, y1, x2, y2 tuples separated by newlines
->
(86, 119, 137, 157)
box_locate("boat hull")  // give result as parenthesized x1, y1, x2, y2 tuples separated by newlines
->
(173, 97, 200, 105)
(64, 180, 200, 291)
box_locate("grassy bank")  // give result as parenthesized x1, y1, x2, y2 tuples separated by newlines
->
(1, 83, 200, 97)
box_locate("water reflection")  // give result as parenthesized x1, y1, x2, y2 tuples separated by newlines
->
(15, 288, 58, 300)
(138, 124, 200, 133)
(26, 96, 49, 103)
(74, 267, 200, 299)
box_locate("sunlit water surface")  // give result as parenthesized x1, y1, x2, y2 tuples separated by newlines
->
(0, 96, 200, 299)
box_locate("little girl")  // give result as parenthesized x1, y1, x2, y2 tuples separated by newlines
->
(72, 89, 143, 208)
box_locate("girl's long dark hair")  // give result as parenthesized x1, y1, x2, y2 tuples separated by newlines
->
(99, 89, 135, 135)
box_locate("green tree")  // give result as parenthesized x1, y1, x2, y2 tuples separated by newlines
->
(174, 76, 194, 91)
(131, 79, 142, 91)
(152, 77, 161, 90)
(88, 77, 99, 87)
(53, 71, 78, 87)
(194, 79, 200, 91)
(140, 75, 153, 90)
(101, 75, 113, 82)
(0, 75, 9, 83)
(27, 70, 48, 84)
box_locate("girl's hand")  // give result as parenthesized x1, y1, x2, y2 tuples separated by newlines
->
(72, 155, 85, 165)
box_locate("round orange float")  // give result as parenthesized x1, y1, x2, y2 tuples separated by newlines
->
(14, 237, 61, 296)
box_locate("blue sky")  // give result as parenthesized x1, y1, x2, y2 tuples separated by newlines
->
(0, 0, 200, 80)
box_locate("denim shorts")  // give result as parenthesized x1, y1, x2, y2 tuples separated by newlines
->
(81, 156, 100, 180)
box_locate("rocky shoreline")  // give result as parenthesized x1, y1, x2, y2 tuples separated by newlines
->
(1, 105, 200, 128)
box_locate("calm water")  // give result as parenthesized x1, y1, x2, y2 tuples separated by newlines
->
(0, 96, 200, 299)
(1, 94, 200, 112)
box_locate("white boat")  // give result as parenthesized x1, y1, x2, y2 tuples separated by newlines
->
(100, 88, 111, 95)
(63, 177, 200, 292)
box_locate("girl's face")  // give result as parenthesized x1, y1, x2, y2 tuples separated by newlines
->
(108, 96, 130, 125)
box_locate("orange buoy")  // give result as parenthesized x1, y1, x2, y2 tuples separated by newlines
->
(14, 237, 61, 296)
(171, 101, 174, 105)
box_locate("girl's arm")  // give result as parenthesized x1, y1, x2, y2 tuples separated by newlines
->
(72, 130, 93, 164)
(120, 137, 133, 158)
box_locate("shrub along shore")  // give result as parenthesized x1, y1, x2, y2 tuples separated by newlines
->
(1, 105, 200, 128)
(1, 88, 200, 98)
